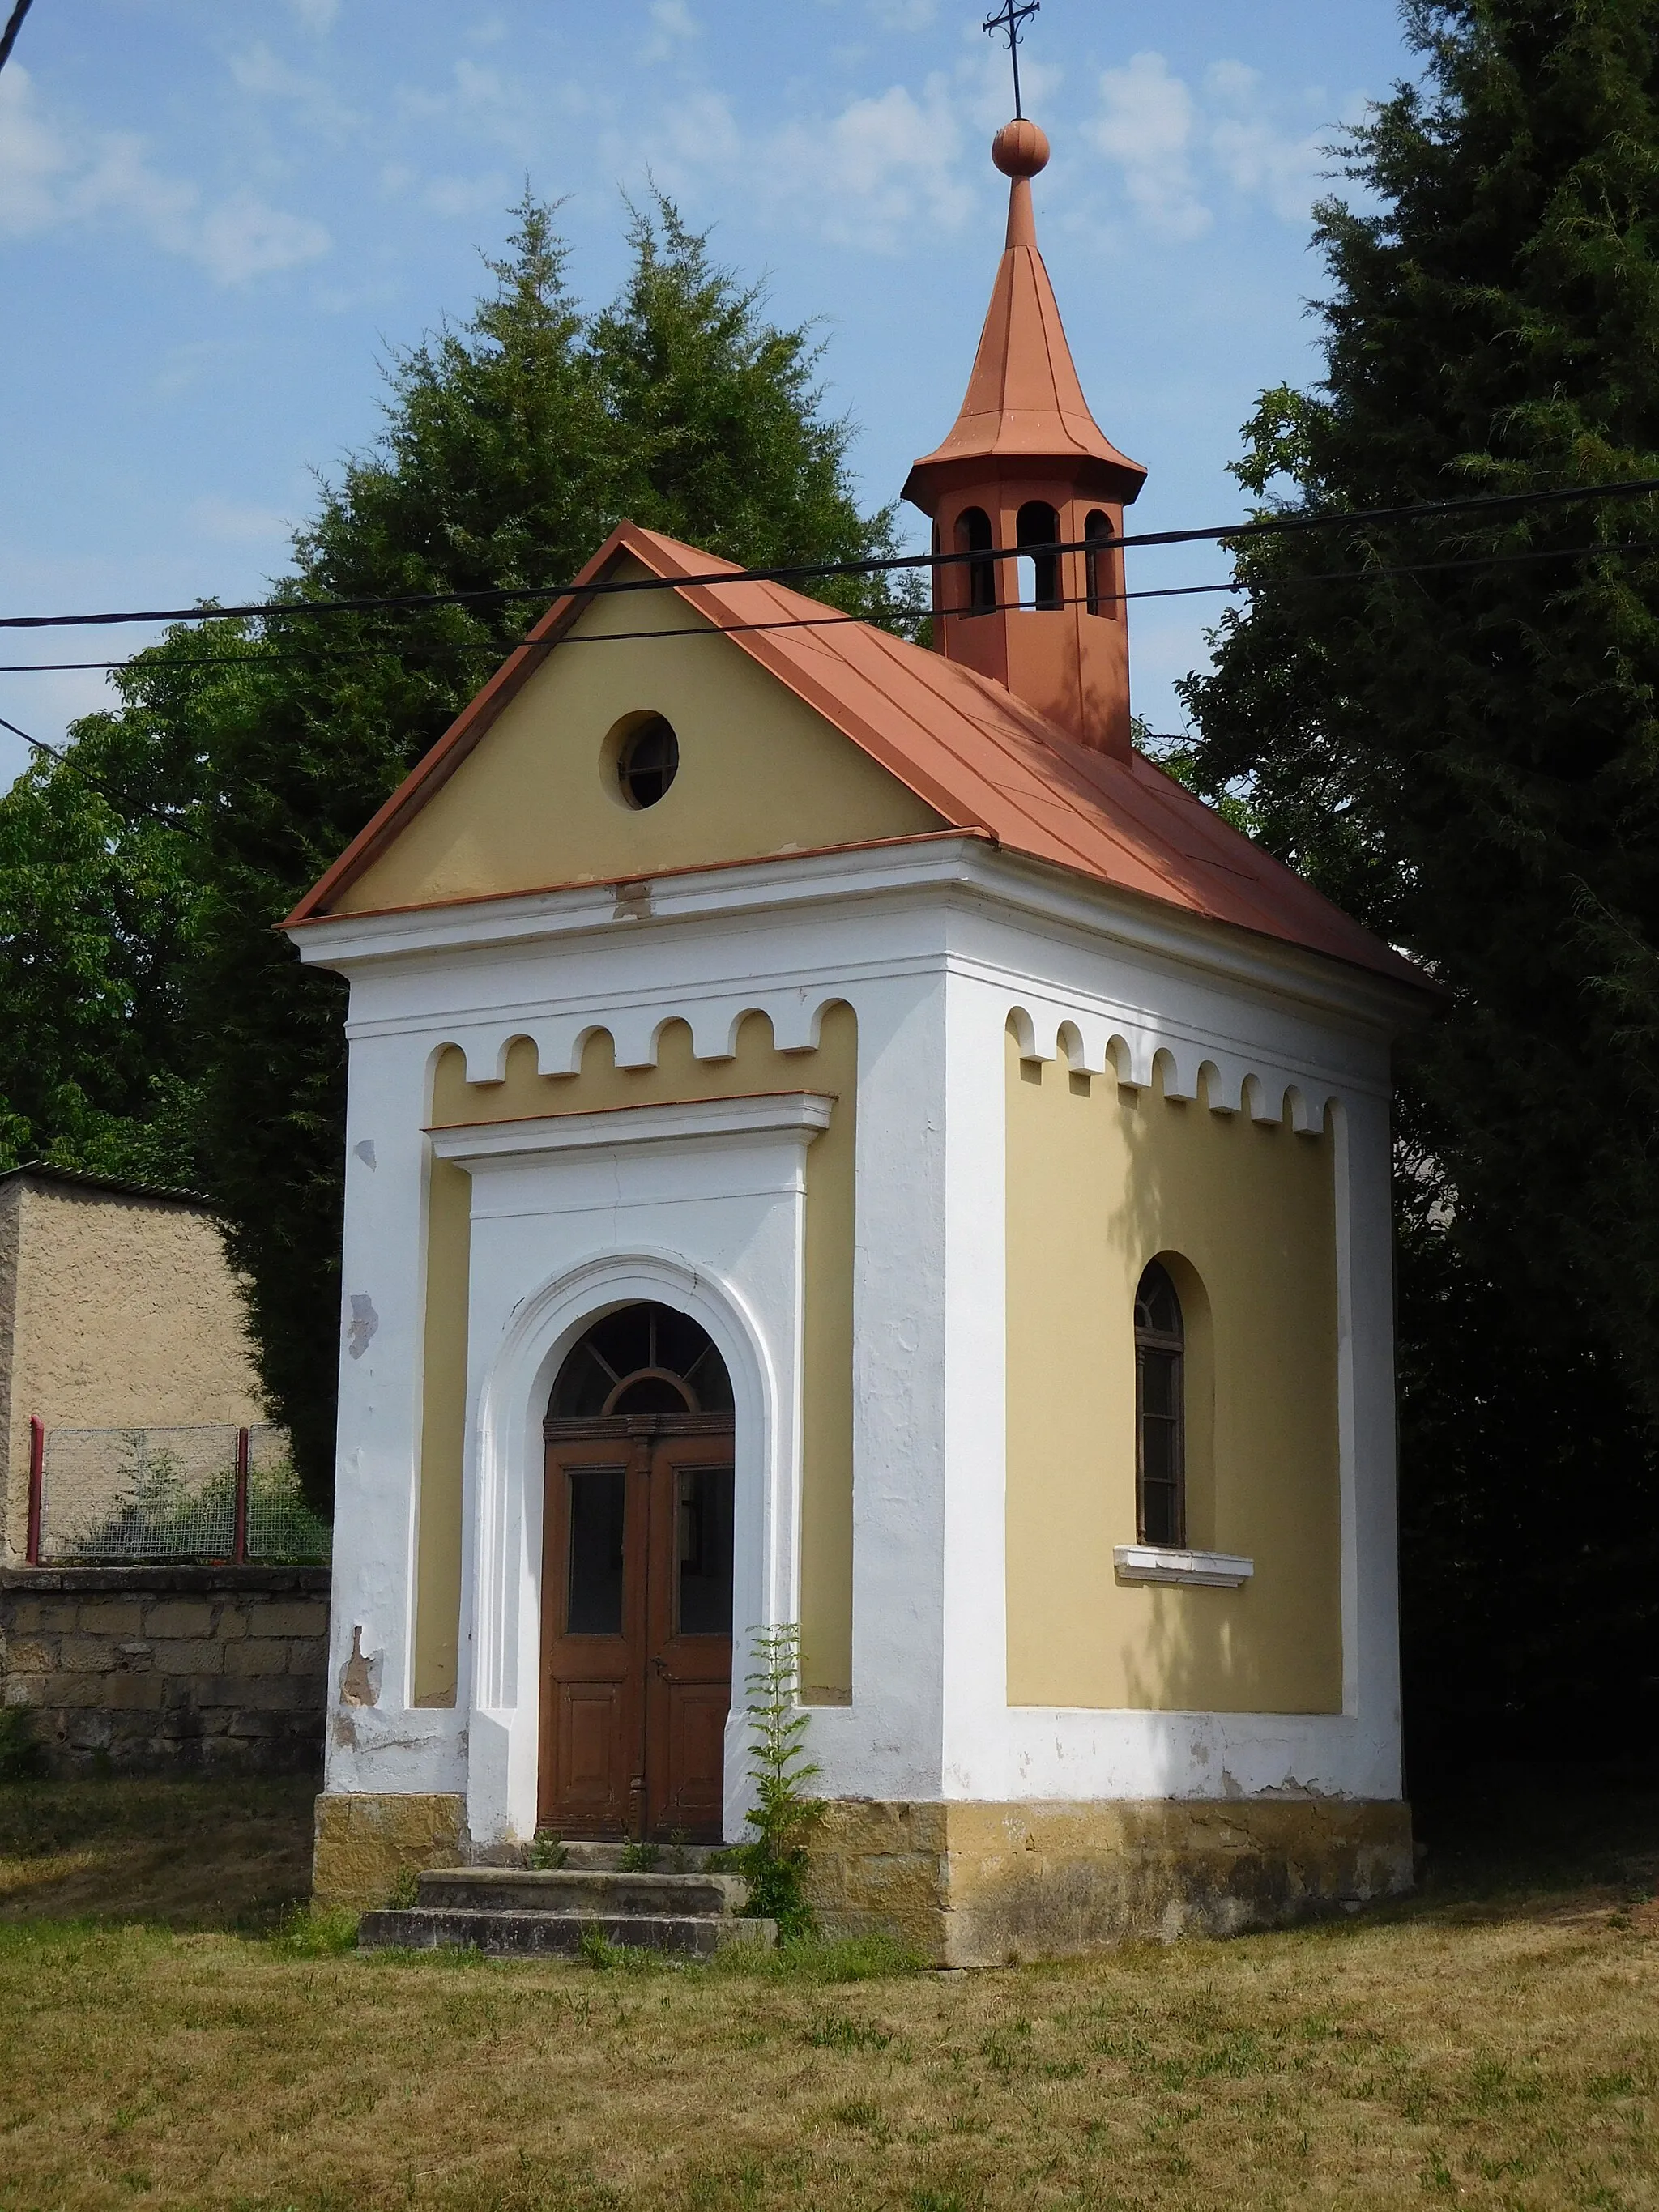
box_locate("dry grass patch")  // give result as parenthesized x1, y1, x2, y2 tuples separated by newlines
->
(0, 1774, 315, 1931)
(0, 1773, 1655, 2210)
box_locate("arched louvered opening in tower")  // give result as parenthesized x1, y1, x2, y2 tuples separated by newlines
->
(1017, 501, 1063, 611)
(955, 505, 996, 613)
(1085, 509, 1116, 617)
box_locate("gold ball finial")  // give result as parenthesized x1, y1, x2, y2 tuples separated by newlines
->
(992, 117, 1050, 178)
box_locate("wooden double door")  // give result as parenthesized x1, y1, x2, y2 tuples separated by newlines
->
(539, 1415, 735, 1841)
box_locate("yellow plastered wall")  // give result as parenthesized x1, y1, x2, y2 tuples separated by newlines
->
(333, 562, 942, 914)
(412, 1157, 471, 1706)
(1004, 1029, 1342, 1713)
(412, 1008, 858, 1707)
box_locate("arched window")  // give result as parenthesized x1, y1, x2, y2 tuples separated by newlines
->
(1017, 501, 1062, 611)
(1085, 509, 1114, 616)
(955, 505, 996, 612)
(1134, 1262, 1185, 1546)
(548, 1302, 734, 1421)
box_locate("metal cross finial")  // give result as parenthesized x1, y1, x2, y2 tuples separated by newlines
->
(983, 0, 1040, 121)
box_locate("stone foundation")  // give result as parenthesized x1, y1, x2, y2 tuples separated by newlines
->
(308, 1789, 1414, 1946)
(806, 1797, 1414, 1966)
(0, 1565, 329, 1774)
(312, 1790, 469, 1911)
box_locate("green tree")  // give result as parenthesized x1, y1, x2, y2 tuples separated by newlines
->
(1179, 0, 1659, 1760)
(0, 641, 224, 1187)
(11, 193, 915, 1507)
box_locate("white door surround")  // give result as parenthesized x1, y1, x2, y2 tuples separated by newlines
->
(441, 1093, 830, 1847)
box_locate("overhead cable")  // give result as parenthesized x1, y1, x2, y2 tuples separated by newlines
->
(2, 477, 1658, 633)
(0, 0, 36, 75)
(0, 529, 1653, 680)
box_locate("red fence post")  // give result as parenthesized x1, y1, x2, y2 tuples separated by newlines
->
(25, 1417, 45, 1565)
(232, 1427, 250, 1564)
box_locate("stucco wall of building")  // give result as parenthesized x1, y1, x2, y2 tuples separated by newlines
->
(414, 1004, 858, 1709)
(332, 562, 942, 916)
(1004, 1026, 1343, 1713)
(0, 1175, 268, 1563)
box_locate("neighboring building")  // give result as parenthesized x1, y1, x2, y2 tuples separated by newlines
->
(0, 1165, 267, 1562)
(288, 118, 1436, 1958)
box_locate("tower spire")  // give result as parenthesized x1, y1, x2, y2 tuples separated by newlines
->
(903, 113, 1147, 759)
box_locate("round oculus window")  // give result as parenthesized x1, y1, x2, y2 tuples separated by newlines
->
(616, 714, 679, 809)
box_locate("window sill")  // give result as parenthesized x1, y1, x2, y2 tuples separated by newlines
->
(1113, 1545, 1254, 1589)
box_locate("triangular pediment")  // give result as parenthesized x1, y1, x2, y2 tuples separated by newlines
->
(315, 539, 945, 919)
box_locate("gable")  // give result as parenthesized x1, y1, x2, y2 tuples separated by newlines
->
(331, 560, 944, 916)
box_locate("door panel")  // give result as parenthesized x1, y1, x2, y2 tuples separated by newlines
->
(541, 1424, 734, 1842)
(645, 1436, 735, 1842)
(556, 1681, 628, 1826)
(539, 1451, 642, 1837)
(661, 1683, 730, 1835)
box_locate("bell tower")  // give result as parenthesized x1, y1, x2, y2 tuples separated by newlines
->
(902, 117, 1147, 758)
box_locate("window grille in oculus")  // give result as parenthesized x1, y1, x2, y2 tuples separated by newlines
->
(1134, 1261, 1185, 1547)
(617, 714, 679, 808)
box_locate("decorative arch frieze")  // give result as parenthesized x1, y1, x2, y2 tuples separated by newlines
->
(1006, 999, 1340, 1136)
(437, 988, 851, 1095)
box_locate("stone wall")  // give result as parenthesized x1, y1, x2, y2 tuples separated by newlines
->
(807, 1796, 1415, 1967)
(0, 1565, 329, 1773)
(1, 1170, 270, 1562)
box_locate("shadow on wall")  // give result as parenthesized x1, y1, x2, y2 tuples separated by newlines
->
(1004, 1025, 1344, 1728)
(409, 1004, 859, 1713)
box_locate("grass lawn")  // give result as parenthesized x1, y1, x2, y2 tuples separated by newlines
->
(0, 1770, 1656, 2210)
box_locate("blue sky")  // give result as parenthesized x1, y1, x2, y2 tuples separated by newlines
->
(0, 0, 1419, 786)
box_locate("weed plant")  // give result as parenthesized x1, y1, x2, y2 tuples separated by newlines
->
(736, 1622, 822, 1941)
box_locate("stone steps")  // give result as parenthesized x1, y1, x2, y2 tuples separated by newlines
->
(357, 1859, 774, 1958)
(536, 1839, 731, 1875)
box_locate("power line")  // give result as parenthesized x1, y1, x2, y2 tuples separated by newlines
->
(0, 713, 181, 829)
(2, 477, 1657, 634)
(0, 712, 66, 765)
(0, 529, 1653, 680)
(2, 528, 1654, 833)
(0, 0, 36, 75)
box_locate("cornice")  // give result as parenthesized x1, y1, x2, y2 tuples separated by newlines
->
(428, 1089, 835, 1168)
(292, 833, 1430, 1039)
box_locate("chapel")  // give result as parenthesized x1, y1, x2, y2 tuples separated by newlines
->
(288, 113, 1431, 1962)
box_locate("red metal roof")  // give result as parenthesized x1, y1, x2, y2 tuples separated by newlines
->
(287, 522, 1427, 993)
(903, 173, 1147, 512)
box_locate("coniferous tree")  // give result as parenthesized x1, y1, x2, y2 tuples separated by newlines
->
(6, 194, 916, 1507)
(1180, 0, 1659, 1762)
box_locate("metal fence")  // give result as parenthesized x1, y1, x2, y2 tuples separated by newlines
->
(28, 1421, 331, 1566)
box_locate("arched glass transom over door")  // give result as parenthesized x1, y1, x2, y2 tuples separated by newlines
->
(539, 1304, 736, 1842)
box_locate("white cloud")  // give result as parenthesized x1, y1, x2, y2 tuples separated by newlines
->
(1209, 113, 1327, 222)
(288, 0, 339, 31)
(228, 43, 365, 139)
(194, 196, 331, 283)
(421, 171, 516, 219)
(761, 78, 975, 253)
(188, 496, 293, 548)
(1081, 52, 1345, 243)
(1204, 62, 1330, 224)
(0, 65, 330, 283)
(1085, 52, 1210, 242)
(643, 0, 699, 62)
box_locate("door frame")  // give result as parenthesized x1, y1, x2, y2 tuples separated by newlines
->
(463, 1238, 802, 1856)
